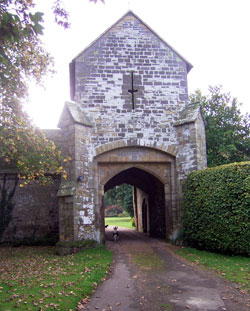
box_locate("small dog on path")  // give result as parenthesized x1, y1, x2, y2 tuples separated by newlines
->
(113, 226, 119, 242)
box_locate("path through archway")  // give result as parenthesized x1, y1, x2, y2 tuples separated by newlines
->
(103, 167, 166, 241)
(95, 146, 177, 244)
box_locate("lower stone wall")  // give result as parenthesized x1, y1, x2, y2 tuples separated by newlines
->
(0, 174, 60, 244)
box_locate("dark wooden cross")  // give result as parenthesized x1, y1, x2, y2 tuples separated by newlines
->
(128, 71, 138, 110)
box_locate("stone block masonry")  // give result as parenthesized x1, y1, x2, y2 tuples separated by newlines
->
(0, 174, 60, 243)
(73, 14, 190, 149)
(56, 11, 207, 243)
(0, 11, 207, 244)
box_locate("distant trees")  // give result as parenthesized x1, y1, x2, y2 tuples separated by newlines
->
(104, 184, 134, 217)
(190, 86, 250, 167)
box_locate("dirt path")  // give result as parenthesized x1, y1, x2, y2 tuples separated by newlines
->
(83, 228, 249, 311)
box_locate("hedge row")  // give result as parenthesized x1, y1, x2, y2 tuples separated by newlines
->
(182, 162, 250, 255)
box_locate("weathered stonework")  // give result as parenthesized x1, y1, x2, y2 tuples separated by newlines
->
(0, 129, 63, 244)
(0, 11, 207, 244)
(57, 11, 207, 244)
(0, 174, 60, 243)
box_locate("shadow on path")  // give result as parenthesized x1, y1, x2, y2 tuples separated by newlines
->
(84, 228, 249, 311)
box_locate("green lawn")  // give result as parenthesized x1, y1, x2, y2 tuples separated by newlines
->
(105, 217, 134, 229)
(177, 247, 250, 292)
(0, 245, 112, 310)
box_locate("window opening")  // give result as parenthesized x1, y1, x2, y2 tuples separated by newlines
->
(128, 71, 138, 110)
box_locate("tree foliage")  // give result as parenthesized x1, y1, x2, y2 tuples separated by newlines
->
(0, 1, 82, 184)
(104, 184, 134, 217)
(189, 86, 250, 167)
(0, 0, 102, 240)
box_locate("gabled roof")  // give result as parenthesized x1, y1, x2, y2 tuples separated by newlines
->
(58, 101, 93, 128)
(71, 10, 193, 71)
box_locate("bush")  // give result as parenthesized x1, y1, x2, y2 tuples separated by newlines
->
(182, 162, 250, 255)
(131, 217, 135, 227)
(118, 210, 129, 217)
(104, 205, 123, 217)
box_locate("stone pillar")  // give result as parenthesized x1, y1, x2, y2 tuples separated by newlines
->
(57, 181, 77, 242)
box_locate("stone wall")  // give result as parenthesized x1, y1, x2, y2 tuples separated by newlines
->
(0, 174, 60, 243)
(57, 11, 207, 243)
(0, 12, 207, 244)
(0, 129, 63, 243)
(73, 13, 190, 148)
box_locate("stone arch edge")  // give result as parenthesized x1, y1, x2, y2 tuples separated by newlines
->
(94, 140, 177, 158)
(100, 164, 166, 188)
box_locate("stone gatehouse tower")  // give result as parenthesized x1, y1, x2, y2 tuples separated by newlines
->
(56, 11, 207, 244)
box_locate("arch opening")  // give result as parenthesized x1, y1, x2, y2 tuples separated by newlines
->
(103, 167, 166, 239)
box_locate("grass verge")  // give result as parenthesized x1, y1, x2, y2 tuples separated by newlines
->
(177, 247, 250, 292)
(0, 245, 112, 310)
(105, 217, 134, 229)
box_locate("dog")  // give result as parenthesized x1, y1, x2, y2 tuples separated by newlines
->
(105, 225, 108, 228)
(113, 226, 119, 242)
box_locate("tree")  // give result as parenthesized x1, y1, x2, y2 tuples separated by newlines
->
(0, 0, 104, 240)
(0, 0, 68, 184)
(104, 184, 134, 217)
(189, 86, 250, 167)
(0, 1, 104, 183)
(0, 0, 89, 241)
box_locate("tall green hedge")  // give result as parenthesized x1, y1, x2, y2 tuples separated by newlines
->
(182, 162, 250, 255)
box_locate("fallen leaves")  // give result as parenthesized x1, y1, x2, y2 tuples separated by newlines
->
(0, 246, 112, 310)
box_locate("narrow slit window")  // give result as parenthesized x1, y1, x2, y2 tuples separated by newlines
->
(128, 71, 138, 110)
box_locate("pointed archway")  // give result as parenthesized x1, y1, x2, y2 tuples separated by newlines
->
(94, 145, 178, 243)
(104, 167, 166, 239)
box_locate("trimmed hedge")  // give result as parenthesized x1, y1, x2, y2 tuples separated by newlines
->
(182, 162, 250, 255)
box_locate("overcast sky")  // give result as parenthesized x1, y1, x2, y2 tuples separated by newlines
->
(26, 0, 250, 128)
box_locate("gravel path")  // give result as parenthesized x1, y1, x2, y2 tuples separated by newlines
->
(83, 227, 249, 311)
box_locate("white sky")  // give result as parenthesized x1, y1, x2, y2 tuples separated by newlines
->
(26, 0, 250, 129)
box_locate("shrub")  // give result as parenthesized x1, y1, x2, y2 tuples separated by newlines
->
(118, 210, 130, 217)
(131, 217, 135, 227)
(104, 205, 123, 217)
(182, 162, 250, 255)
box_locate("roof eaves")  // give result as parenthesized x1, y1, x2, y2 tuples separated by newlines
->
(58, 101, 93, 128)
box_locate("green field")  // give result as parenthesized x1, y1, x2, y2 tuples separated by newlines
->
(0, 246, 112, 310)
(105, 217, 134, 229)
(177, 247, 250, 292)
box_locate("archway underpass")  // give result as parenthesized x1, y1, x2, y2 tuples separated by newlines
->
(103, 167, 167, 241)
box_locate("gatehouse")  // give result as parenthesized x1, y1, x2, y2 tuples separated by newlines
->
(57, 11, 207, 243)
(1, 11, 207, 244)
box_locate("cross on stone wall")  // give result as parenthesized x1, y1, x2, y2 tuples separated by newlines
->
(128, 71, 138, 110)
